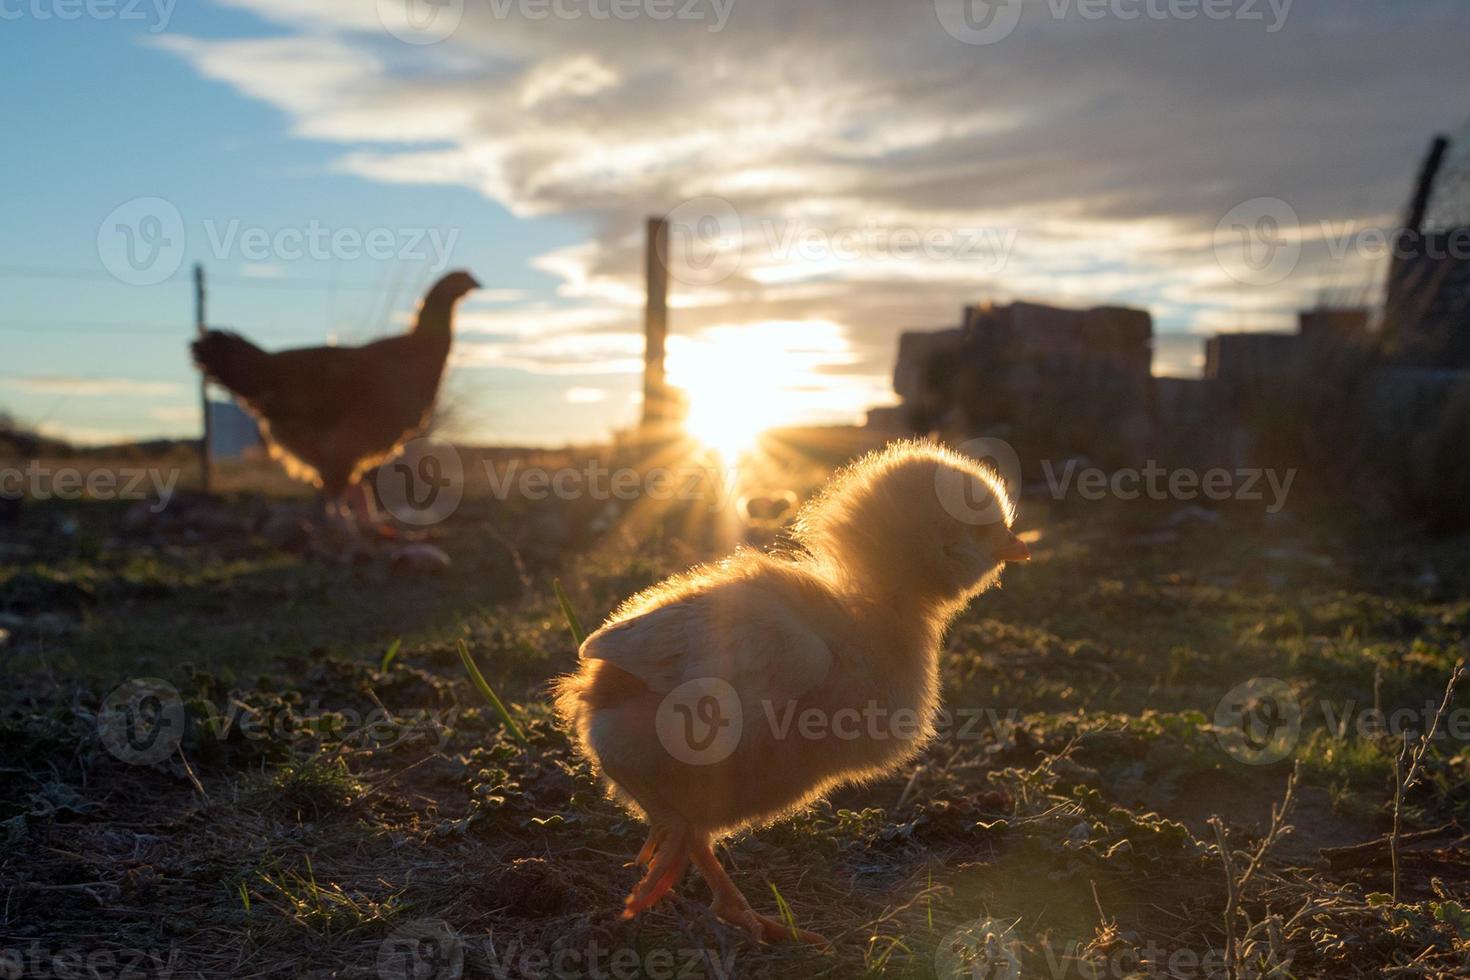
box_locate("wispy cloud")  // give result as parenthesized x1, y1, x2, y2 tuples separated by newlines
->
(0, 376, 186, 397)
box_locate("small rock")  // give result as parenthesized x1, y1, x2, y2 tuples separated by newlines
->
(586, 501, 621, 534)
(123, 501, 157, 532)
(1167, 505, 1222, 527)
(739, 490, 798, 527)
(1263, 547, 1332, 569)
(260, 508, 314, 551)
(390, 543, 451, 574)
(30, 613, 74, 634)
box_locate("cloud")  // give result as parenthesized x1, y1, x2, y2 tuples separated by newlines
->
(156, 0, 1470, 419)
(0, 376, 186, 397)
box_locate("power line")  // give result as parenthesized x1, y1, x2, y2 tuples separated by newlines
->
(0, 319, 181, 335)
(0, 264, 429, 293)
(0, 319, 314, 336)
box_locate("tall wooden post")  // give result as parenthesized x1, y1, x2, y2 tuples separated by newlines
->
(642, 217, 669, 428)
(1404, 135, 1449, 233)
(195, 264, 213, 495)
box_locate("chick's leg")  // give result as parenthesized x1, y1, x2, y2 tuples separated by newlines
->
(692, 843, 828, 945)
(634, 827, 666, 868)
(622, 824, 690, 919)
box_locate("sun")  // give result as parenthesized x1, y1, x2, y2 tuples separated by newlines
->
(665, 320, 869, 458)
(666, 327, 793, 458)
(683, 392, 773, 458)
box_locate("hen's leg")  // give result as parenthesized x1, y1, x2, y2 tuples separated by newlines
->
(692, 842, 827, 945)
(344, 482, 398, 539)
(319, 491, 358, 539)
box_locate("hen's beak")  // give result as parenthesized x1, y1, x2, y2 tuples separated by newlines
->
(995, 530, 1031, 563)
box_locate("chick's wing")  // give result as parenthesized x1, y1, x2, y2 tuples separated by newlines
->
(579, 580, 833, 703)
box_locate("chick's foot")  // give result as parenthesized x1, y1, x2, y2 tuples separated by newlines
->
(693, 843, 828, 946)
(621, 826, 690, 919)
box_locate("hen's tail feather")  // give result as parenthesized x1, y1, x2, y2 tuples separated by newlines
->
(192, 331, 270, 402)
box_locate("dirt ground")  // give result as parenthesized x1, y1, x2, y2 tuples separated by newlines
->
(2, 443, 1469, 978)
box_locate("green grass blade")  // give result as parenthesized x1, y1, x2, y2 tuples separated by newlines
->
(926, 864, 934, 933)
(379, 637, 402, 674)
(457, 640, 529, 746)
(553, 578, 587, 647)
(768, 881, 801, 941)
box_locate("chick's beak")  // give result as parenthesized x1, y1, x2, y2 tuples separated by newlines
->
(995, 530, 1031, 563)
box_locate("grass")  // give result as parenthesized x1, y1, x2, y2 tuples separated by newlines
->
(2, 451, 1470, 977)
(457, 638, 529, 746)
(253, 752, 364, 818)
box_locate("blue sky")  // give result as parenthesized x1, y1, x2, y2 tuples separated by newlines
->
(3, 0, 1468, 446)
(2, 4, 587, 444)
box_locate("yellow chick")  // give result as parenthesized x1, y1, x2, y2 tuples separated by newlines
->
(553, 441, 1030, 943)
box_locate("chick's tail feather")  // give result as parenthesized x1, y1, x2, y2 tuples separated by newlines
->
(192, 330, 270, 401)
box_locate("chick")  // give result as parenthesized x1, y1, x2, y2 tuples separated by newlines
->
(553, 441, 1030, 943)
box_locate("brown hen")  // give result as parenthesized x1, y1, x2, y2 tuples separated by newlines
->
(191, 270, 478, 528)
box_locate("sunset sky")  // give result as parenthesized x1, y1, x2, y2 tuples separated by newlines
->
(3, 0, 1468, 446)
